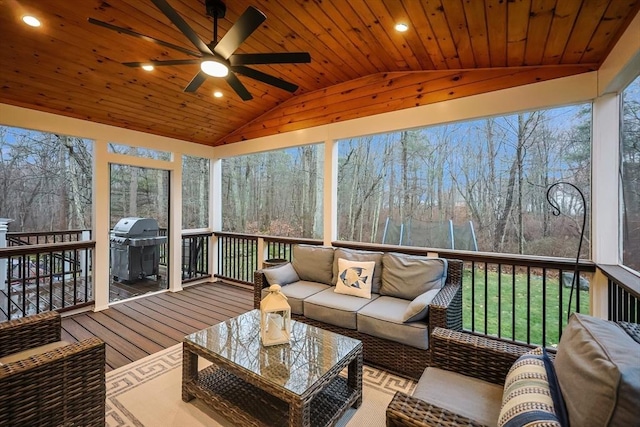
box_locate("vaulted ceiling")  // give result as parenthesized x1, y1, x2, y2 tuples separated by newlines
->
(1, 1, 638, 146)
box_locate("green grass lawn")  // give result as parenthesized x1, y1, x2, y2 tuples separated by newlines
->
(462, 267, 590, 347)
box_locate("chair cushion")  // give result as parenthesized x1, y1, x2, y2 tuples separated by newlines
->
(331, 248, 384, 293)
(263, 262, 300, 286)
(380, 253, 447, 300)
(498, 347, 562, 427)
(334, 258, 375, 299)
(303, 288, 378, 329)
(262, 280, 329, 315)
(0, 340, 71, 365)
(554, 313, 640, 427)
(402, 288, 440, 322)
(357, 296, 429, 349)
(413, 367, 504, 426)
(291, 244, 334, 285)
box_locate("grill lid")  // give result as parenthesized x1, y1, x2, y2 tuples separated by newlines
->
(111, 217, 161, 237)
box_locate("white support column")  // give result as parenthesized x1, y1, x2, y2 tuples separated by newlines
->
(210, 158, 222, 280)
(0, 219, 11, 293)
(169, 158, 183, 293)
(590, 92, 621, 318)
(93, 140, 110, 311)
(323, 140, 338, 246)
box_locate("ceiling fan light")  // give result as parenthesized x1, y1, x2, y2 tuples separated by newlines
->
(201, 60, 228, 77)
(142, 65, 154, 71)
(22, 15, 41, 27)
(213, 91, 223, 98)
(395, 23, 408, 32)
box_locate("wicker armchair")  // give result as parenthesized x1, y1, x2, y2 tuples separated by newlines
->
(0, 311, 106, 427)
(386, 327, 532, 426)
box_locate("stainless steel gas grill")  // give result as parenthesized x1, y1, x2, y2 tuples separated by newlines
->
(109, 217, 167, 283)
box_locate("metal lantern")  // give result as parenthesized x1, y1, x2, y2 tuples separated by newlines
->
(260, 284, 291, 346)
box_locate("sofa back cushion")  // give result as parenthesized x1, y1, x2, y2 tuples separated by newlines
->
(291, 244, 334, 285)
(554, 313, 640, 427)
(380, 253, 447, 300)
(331, 248, 384, 293)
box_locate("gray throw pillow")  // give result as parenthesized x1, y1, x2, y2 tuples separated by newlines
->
(291, 244, 334, 285)
(331, 248, 384, 293)
(262, 262, 299, 286)
(380, 253, 447, 300)
(402, 288, 440, 322)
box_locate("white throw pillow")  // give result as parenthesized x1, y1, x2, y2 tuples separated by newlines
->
(334, 258, 375, 298)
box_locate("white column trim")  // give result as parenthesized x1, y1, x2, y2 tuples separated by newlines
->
(591, 92, 620, 265)
(323, 140, 338, 245)
(169, 156, 183, 293)
(210, 158, 223, 279)
(93, 139, 110, 311)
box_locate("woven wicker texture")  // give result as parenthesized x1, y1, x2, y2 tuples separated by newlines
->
(254, 258, 464, 380)
(0, 312, 106, 427)
(386, 392, 485, 427)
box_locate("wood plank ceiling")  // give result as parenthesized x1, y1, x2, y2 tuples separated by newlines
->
(1, 1, 638, 146)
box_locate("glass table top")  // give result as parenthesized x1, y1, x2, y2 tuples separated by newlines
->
(185, 310, 362, 396)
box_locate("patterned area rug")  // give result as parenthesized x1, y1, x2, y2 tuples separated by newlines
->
(106, 344, 416, 426)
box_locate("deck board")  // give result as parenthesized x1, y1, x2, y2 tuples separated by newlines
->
(61, 282, 253, 370)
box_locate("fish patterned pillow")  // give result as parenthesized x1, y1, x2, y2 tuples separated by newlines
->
(334, 258, 375, 299)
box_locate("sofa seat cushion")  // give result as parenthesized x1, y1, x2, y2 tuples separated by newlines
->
(357, 296, 429, 349)
(413, 367, 503, 426)
(262, 281, 329, 315)
(554, 313, 640, 427)
(0, 340, 71, 365)
(303, 288, 379, 329)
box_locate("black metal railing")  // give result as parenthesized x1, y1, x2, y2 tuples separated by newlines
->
(598, 264, 640, 323)
(7, 230, 90, 246)
(182, 231, 213, 283)
(264, 235, 323, 262)
(0, 241, 95, 321)
(214, 232, 323, 284)
(215, 232, 259, 284)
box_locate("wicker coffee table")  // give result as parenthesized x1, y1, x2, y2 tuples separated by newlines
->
(182, 309, 363, 427)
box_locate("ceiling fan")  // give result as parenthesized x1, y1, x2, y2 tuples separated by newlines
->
(89, 0, 311, 101)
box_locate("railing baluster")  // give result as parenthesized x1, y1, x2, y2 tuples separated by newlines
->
(511, 266, 516, 342)
(471, 261, 476, 333)
(483, 262, 488, 336)
(542, 267, 547, 347)
(497, 263, 502, 339)
(526, 266, 531, 345)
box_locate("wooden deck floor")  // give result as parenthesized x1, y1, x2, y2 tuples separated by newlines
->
(61, 282, 253, 371)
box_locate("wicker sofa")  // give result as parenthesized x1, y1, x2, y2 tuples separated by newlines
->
(254, 244, 463, 379)
(387, 314, 640, 427)
(0, 311, 106, 427)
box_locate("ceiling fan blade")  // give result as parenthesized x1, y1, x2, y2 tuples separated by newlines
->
(124, 59, 202, 67)
(184, 71, 208, 93)
(150, 0, 214, 55)
(229, 52, 311, 66)
(225, 73, 253, 101)
(214, 6, 266, 60)
(88, 18, 200, 57)
(232, 66, 299, 93)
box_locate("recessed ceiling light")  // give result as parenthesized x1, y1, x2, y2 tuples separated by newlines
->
(213, 91, 223, 98)
(395, 23, 408, 32)
(142, 65, 154, 71)
(22, 15, 41, 27)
